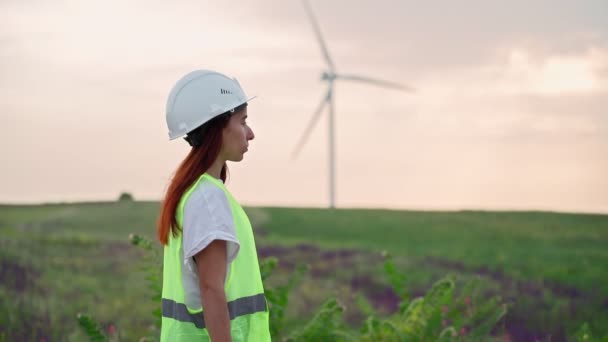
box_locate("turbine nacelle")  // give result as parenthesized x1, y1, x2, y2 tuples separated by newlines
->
(321, 71, 337, 82)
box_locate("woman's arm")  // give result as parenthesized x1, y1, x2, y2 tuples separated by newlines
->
(194, 240, 231, 342)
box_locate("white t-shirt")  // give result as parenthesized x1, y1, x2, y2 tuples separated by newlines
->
(181, 179, 240, 310)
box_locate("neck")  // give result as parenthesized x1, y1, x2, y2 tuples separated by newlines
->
(207, 155, 225, 181)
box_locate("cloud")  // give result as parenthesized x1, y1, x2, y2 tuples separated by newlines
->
(400, 46, 608, 146)
(497, 48, 608, 96)
(223, 0, 608, 74)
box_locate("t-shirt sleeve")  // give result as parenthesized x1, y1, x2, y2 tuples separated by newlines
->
(182, 181, 240, 266)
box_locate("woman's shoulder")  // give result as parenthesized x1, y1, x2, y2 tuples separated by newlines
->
(188, 178, 227, 203)
(183, 177, 234, 216)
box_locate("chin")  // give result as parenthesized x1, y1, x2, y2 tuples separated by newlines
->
(229, 154, 245, 162)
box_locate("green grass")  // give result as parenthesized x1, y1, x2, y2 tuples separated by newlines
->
(250, 207, 608, 339)
(0, 202, 160, 341)
(252, 207, 608, 292)
(1, 202, 607, 340)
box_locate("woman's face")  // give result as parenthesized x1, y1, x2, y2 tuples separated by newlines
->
(220, 107, 255, 162)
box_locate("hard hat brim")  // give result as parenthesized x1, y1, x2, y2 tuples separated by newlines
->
(168, 95, 257, 140)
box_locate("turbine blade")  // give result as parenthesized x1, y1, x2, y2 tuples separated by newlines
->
(291, 90, 330, 159)
(337, 74, 416, 92)
(301, 0, 335, 71)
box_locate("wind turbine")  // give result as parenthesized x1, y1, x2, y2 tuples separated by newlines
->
(292, 0, 415, 208)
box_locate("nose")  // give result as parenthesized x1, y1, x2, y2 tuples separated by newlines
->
(247, 126, 255, 141)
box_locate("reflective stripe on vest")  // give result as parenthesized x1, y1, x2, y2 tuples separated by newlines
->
(162, 293, 267, 329)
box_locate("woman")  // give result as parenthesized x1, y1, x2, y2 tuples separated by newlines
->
(157, 70, 270, 341)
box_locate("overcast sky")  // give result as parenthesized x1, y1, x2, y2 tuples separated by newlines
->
(1, 0, 607, 213)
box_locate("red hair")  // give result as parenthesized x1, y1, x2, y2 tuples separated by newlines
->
(157, 114, 230, 245)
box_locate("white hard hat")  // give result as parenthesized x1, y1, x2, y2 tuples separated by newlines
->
(165, 70, 256, 140)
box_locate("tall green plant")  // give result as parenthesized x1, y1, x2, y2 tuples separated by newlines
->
(260, 257, 308, 340)
(285, 298, 355, 342)
(357, 253, 508, 342)
(129, 233, 163, 328)
(78, 234, 162, 342)
(76, 313, 108, 342)
(574, 323, 608, 342)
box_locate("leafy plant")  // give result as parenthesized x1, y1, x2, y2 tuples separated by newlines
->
(129, 233, 163, 328)
(76, 313, 108, 342)
(286, 298, 355, 342)
(356, 253, 508, 342)
(260, 257, 308, 340)
(574, 322, 608, 342)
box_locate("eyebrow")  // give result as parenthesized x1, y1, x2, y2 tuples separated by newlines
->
(243, 115, 248, 120)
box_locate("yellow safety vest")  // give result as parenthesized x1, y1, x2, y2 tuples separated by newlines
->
(160, 173, 270, 341)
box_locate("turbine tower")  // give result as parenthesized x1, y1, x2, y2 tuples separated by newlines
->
(293, 0, 415, 208)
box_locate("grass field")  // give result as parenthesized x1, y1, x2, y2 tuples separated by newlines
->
(1, 202, 607, 341)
